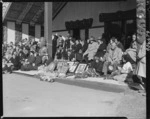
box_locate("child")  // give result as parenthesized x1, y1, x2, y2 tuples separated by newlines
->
(111, 55, 133, 82)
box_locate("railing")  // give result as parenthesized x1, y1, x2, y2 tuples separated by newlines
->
(2, 2, 12, 20)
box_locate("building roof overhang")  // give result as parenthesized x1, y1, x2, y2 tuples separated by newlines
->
(3, 2, 67, 26)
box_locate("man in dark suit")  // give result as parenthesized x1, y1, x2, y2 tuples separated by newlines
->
(95, 36, 107, 58)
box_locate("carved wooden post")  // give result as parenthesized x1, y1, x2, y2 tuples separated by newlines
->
(136, 0, 146, 45)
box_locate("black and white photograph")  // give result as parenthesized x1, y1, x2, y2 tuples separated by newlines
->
(75, 63, 87, 74)
(1, 0, 148, 118)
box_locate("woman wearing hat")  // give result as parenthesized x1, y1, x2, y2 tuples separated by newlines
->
(83, 36, 99, 63)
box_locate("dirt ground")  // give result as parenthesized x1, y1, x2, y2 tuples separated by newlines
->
(2, 73, 146, 118)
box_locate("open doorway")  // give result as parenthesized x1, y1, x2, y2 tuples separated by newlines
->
(73, 29, 80, 40)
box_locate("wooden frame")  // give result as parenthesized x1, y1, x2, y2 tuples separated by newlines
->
(75, 63, 87, 74)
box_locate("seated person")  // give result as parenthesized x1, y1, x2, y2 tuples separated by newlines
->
(69, 38, 76, 52)
(3, 54, 13, 73)
(10, 51, 21, 70)
(29, 52, 43, 70)
(19, 47, 30, 65)
(3, 58, 7, 73)
(74, 39, 82, 54)
(83, 36, 99, 63)
(115, 37, 125, 52)
(62, 48, 68, 60)
(21, 51, 36, 71)
(106, 39, 113, 52)
(110, 55, 133, 82)
(95, 36, 107, 58)
(80, 40, 88, 53)
(55, 46, 63, 60)
(42, 54, 53, 66)
(76, 49, 83, 62)
(102, 39, 123, 79)
(67, 49, 75, 61)
(90, 55, 104, 75)
(39, 46, 48, 56)
(123, 40, 137, 65)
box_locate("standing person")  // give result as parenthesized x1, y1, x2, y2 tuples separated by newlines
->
(135, 40, 146, 93)
(52, 34, 58, 59)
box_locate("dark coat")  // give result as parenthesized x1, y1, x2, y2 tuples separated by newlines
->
(117, 41, 125, 52)
(34, 55, 43, 67)
(45, 56, 53, 65)
(82, 42, 88, 53)
(52, 35, 58, 59)
(21, 55, 35, 71)
(68, 52, 75, 61)
(64, 39, 70, 50)
(95, 43, 107, 57)
(10, 56, 21, 70)
(27, 55, 36, 64)
(90, 60, 104, 73)
(74, 43, 82, 53)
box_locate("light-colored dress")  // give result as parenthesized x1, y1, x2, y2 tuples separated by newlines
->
(83, 42, 99, 60)
(135, 40, 146, 78)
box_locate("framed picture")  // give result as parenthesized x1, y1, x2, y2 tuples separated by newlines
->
(75, 63, 87, 74)
(67, 61, 74, 68)
(58, 63, 69, 74)
(69, 62, 79, 73)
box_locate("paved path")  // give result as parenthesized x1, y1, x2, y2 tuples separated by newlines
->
(2, 73, 146, 118)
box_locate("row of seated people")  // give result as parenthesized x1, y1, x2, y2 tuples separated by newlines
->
(2, 39, 52, 73)
(54, 35, 136, 79)
(3, 35, 136, 81)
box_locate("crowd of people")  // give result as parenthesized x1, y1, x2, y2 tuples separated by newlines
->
(2, 38, 53, 73)
(2, 32, 146, 93)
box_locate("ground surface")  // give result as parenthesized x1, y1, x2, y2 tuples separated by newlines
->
(2, 73, 146, 118)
